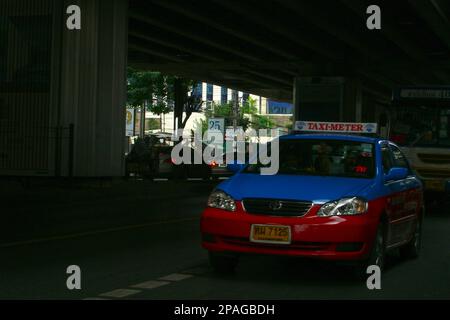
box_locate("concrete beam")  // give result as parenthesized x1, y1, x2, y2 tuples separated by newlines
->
(340, 0, 450, 84)
(128, 57, 293, 100)
(152, 0, 299, 61)
(212, 0, 399, 90)
(128, 42, 185, 63)
(129, 9, 263, 62)
(408, 0, 450, 50)
(129, 20, 291, 87)
(129, 29, 222, 62)
(278, 0, 381, 59)
(211, 0, 343, 61)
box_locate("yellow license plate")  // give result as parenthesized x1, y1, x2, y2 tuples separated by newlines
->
(426, 180, 445, 191)
(250, 225, 291, 244)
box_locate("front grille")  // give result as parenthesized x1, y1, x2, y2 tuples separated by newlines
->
(416, 168, 450, 179)
(417, 153, 450, 165)
(242, 198, 312, 217)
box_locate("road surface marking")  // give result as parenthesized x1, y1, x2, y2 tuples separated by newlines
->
(181, 266, 210, 275)
(92, 272, 197, 299)
(158, 273, 193, 282)
(0, 217, 198, 248)
(99, 289, 141, 298)
(131, 280, 170, 289)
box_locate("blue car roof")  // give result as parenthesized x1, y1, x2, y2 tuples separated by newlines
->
(280, 133, 382, 144)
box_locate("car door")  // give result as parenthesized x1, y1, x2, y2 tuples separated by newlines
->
(380, 143, 404, 246)
(389, 143, 422, 244)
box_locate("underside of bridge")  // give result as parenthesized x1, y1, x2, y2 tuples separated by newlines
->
(127, 0, 450, 103)
(2, 0, 450, 177)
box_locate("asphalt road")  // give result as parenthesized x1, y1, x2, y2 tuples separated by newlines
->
(0, 179, 449, 300)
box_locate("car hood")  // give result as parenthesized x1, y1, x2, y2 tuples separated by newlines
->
(219, 173, 376, 203)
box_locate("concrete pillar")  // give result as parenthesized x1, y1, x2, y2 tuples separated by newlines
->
(341, 78, 363, 122)
(0, 0, 56, 176)
(293, 77, 364, 124)
(57, 0, 128, 177)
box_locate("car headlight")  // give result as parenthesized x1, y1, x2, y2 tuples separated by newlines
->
(317, 197, 368, 217)
(207, 190, 236, 212)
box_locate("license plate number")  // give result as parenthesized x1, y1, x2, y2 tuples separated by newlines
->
(250, 225, 291, 244)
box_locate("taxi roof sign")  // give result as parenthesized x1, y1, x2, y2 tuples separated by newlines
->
(294, 121, 378, 134)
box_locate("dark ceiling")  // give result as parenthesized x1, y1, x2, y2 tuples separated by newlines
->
(127, 0, 450, 102)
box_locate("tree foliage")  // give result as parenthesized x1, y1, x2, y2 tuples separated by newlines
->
(127, 67, 199, 125)
(127, 68, 159, 109)
(127, 68, 277, 132)
(182, 94, 204, 128)
(198, 96, 276, 133)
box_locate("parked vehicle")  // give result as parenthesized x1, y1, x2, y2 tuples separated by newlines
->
(389, 87, 450, 197)
(154, 143, 211, 180)
(125, 136, 155, 178)
(208, 150, 246, 180)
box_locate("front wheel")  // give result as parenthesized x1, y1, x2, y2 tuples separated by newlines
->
(353, 223, 386, 279)
(209, 252, 239, 274)
(399, 217, 422, 259)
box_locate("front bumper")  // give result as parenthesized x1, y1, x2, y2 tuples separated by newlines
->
(201, 201, 381, 261)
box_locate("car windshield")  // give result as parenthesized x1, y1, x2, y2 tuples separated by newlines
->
(243, 139, 376, 178)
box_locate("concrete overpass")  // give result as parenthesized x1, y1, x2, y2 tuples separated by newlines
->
(128, 0, 450, 101)
(1, 0, 450, 177)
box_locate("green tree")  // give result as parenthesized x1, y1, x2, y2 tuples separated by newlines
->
(244, 96, 276, 130)
(203, 101, 251, 131)
(127, 67, 200, 131)
(197, 95, 276, 133)
(242, 96, 258, 115)
(127, 68, 158, 109)
(242, 96, 275, 130)
(251, 114, 276, 130)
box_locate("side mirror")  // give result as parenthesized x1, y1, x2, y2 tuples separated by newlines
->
(227, 163, 245, 173)
(385, 167, 408, 182)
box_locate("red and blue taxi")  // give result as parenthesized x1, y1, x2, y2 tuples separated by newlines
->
(201, 122, 424, 275)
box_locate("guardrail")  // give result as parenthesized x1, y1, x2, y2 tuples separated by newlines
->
(0, 123, 74, 177)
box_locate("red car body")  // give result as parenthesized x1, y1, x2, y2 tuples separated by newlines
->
(202, 194, 421, 261)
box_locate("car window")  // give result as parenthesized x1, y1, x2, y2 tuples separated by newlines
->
(381, 146, 393, 174)
(390, 144, 410, 169)
(244, 139, 375, 178)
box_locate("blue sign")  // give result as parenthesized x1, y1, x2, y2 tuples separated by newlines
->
(268, 100, 293, 114)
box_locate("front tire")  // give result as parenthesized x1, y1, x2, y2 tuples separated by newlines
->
(353, 223, 386, 279)
(209, 252, 239, 274)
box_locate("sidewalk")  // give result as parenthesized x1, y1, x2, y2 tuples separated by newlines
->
(0, 179, 215, 246)
(1, 178, 213, 206)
